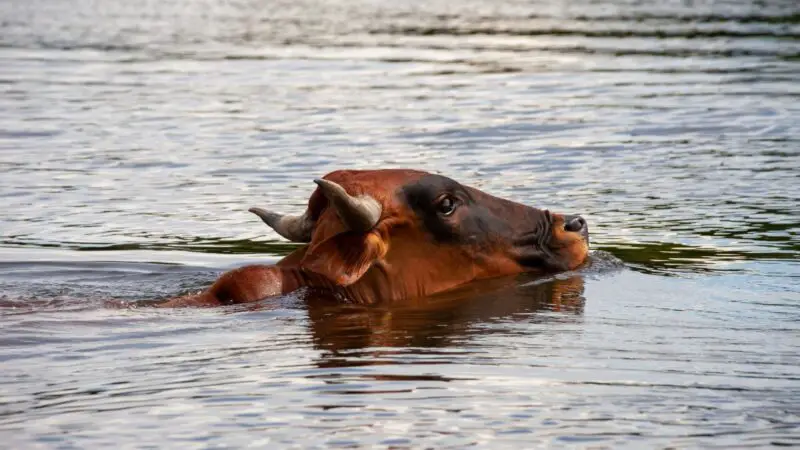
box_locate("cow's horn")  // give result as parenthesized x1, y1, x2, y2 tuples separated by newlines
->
(248, 208, 313, 243)
(313, 179, 382, 233)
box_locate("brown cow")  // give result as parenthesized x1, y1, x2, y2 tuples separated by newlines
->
(158, 169, 589, 307)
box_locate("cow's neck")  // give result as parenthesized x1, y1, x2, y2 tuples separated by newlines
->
(278, 265, 423, 305)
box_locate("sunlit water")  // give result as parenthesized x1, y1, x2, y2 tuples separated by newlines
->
(1, 0, 798, 447)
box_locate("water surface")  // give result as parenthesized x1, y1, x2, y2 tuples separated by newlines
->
(1, 0, 798, 447)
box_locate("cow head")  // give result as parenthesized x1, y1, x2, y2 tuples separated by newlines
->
(250, 169, 589, 301)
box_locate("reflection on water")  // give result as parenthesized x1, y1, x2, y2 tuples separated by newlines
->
(307, 275, 585, 354)
(0, 0, 799, 447)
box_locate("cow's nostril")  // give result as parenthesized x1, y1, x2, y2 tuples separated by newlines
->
(564, 215, 586, 233)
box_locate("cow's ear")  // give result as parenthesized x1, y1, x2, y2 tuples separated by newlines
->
(300, 231, 388, 286)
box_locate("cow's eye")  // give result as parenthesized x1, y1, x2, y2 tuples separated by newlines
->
(437, 196, 457, 216)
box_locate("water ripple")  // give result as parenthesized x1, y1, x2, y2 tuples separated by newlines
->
(0, 0, 799, 447)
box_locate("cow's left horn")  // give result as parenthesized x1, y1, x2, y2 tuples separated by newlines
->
(248, 208, 313, 242)
(313, 179, 382, 232)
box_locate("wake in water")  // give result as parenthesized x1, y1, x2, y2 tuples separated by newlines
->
(519, 250, 625, 288)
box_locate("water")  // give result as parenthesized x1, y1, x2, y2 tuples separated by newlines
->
(1, 0, 799, 447)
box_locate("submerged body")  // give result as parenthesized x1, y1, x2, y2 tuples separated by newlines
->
(160, 169, 589, 307)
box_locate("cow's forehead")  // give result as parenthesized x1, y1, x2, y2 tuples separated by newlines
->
(320, 169, 433, 198)
(398, 174, 464, 198)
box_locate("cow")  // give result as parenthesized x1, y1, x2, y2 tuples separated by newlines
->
(157, 169, 589, 307)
